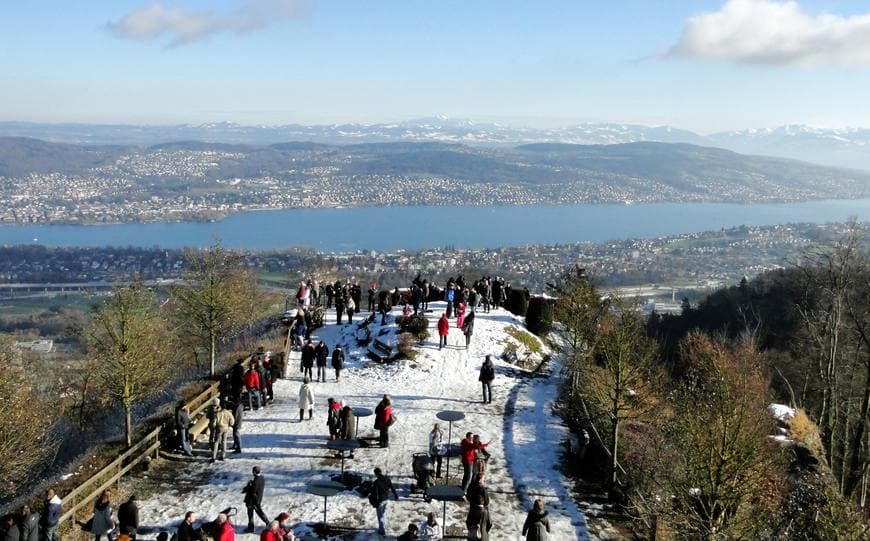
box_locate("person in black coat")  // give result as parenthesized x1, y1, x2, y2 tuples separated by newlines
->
(331, 346, 344, 382)
(16, 507, 38, 541)
(243, 467, 269, 532)
(300, 342, 315, 381)
(118, 495, 139, 539)
(176, 512, 198, 541)
(315, 341, 329, 383)
(230, 359, 245, 403)
(479, 355, 495, 404)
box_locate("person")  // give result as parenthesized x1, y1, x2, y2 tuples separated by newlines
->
(90, 491, 114, 541)
(331, 345, 344, 382)
(177, 512, 198, 541)
(212, 402, 235, 462)
(298, 377, 315, 421)
(17, 507, 38, 541)
(326, 398, 341, 440)
(244, 365, 261, 411)
(479, 355, 495, 404)
(339, 405, 356, 440)
(460, 432, 476, 491)
(445, 285, 455, 318)
(232, 399, 244, 453)
(437, 314, 449, 350)
(369, 468, 398, 536)
(293, 317, 306, 349)
(521, 499, 550, 541)
(402, 303, 412, 317)
(2, 514, 20, 541)
(464, 494, 492, 541)
(40, 489, 62, 541)
(300, 341, 315, 382)
(465, 472, 489, 509)
(335, 293, 345, 325)
(428, 423, 444, 479)
(374, 394, 394, 448)
(397, 524, 419, 541)
(244, 467, 269, 532)
(117, 495, 139, 539)
(175, 403, 194, 456)
(259, 521, 280, 541)
(315, 341, 329, 383)
(456, 301, 466, 330)
(471, 435, 491, 480)
(256, 359, 271, 406)
(368, 284, 377, 312)
(213, 514, 234, 541)
(274, 513, 296, 541)
(346, 296, 356, 325)
(207, 398, 220, 446)
(462, 311, 475, 350)
(230, 358, 246, 404)
(419, 512, 443, 541)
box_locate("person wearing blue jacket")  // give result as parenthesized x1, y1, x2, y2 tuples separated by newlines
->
(40, 489, 62, 541)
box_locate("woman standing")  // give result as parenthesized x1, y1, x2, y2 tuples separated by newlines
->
(521, 499, 550, 541)
(374, 394, 394, 448)
(90, 491, 115, 541)
(464, 493, 491, 541)
(297, 377, 315, 421)
(428, 423, 445, 479)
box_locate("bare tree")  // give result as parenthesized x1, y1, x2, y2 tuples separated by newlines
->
(654, 333, 780, 539)
(0, 340, 57, 497)
(83, 282, 173, 447)
(583, 303, 662, 490)
(172, 241, 263, 376)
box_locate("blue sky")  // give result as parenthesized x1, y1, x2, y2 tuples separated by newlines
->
(1, 0, 869, 132)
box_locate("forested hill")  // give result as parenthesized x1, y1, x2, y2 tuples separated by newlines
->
(3, 136, 870, 215)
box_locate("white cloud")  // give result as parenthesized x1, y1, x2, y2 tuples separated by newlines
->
(667, 0, 870, 67)
(107, 0, 308, 46)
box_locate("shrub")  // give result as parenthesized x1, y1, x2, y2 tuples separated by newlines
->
(397, 332, 418, 361)
(525, 296, 554, 335)
(505, 326, 542, 355)
(506, 288, 530, 316)
(397, 314, 429, 335)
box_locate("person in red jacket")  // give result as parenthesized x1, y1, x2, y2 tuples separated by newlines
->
(374, 394, 394, 448)
(214, 514, 234, 541)
(460, 432, 476, 491)
(259, 521, 280, 541)
(244, 367, 261, 411)
(437, 313, 450, 350)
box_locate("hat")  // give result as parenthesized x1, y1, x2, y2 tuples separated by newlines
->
(212, 398, 220, 405)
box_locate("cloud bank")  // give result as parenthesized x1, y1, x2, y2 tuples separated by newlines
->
(107, 0, 308, 46)
(668, 0, 870, 67)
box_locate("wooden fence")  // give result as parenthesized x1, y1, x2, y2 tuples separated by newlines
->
(57, 359, 245, 532)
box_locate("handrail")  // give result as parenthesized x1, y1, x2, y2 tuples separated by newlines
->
(55, 353, 254, 532)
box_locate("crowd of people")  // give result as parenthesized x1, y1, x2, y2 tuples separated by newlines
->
(4, 273, 557, 541)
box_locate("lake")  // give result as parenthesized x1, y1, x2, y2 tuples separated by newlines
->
(1, 200, 870, 251)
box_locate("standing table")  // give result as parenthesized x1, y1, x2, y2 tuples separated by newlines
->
(436, 410, 466, 484)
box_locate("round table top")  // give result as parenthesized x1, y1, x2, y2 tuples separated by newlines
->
(306, 480, 346, 497)
(326, 439, 361, 451)
(426, 484, 466, 501)
(352, 407, 374, 417)
(436, 410, 466, 423)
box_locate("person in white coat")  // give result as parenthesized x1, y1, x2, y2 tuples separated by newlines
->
(298, 376, 315, 421)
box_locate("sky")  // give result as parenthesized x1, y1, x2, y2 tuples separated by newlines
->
(2, 0, 870, 133)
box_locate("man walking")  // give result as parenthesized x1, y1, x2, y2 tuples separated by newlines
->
(243, 467, 269, 533)
(331, 345, 344, 382)
(369, 468, 398, 536)
(232, 399, 244, 453)
(244, 365, 261, 411)
(315, 341, 329, 383)
(118, 494, 140, 539)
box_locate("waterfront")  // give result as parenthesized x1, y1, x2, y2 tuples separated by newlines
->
(0, 200, 869, 251)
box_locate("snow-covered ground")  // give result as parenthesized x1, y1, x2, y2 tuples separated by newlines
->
(137, 302, 590, 540)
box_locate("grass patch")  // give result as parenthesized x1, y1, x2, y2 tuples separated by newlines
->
(505, 326, 542, 355)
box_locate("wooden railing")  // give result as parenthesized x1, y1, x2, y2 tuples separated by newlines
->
(57, 356, 251, 532)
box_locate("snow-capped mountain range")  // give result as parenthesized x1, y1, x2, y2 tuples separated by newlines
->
(2, 118, 870, 170)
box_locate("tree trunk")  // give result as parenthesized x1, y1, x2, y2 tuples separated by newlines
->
(125, 404, 133, 448)
(845, 365, 870, 496)
(609, 415, 620, 490)
(210, 332, 217, 377)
